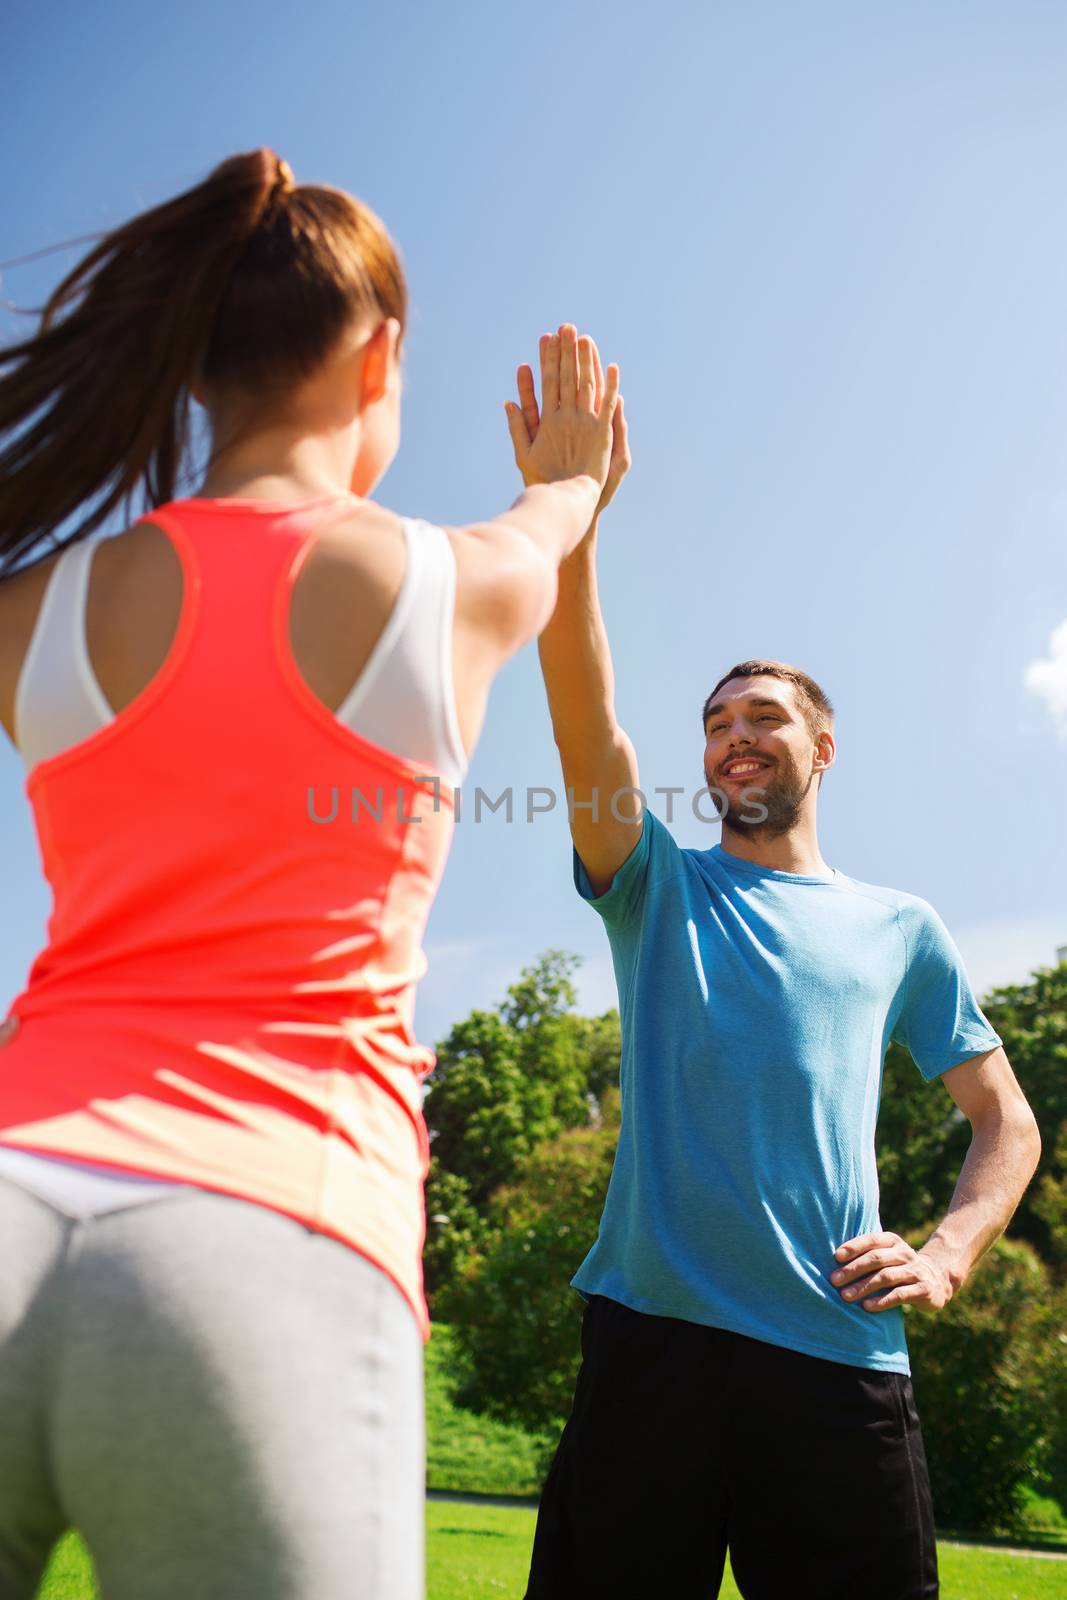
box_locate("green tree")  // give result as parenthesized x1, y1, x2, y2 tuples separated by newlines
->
(905, 1235, 1066, 1534)
(982, 962, 1067, 1274)
(1034, 1123, 1067, 1270)
(422, 1162, 487, 1309)
(881, 963, 1067, 1527)
(1030, 1268, 1067, 1514)
(875, 1041, 969, 1236)
(440, 1088, 621, 1444)
(876, 961, 1067, 1250)
(422, 951, 620, 1304)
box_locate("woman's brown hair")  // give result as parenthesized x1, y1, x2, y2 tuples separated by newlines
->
(0, 147, 406, 577)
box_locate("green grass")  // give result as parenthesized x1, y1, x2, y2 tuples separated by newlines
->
(935, 1544, 1067, 1599)
(36, 1509, 1067, 1600)
(1016, 1486, 1067, 1534)
(36, 1533, 91, 1600)
(425, 1323, 543, 1497)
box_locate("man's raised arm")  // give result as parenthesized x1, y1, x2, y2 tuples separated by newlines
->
(535, 492, 640, 897)
(506, 328, 639, 897)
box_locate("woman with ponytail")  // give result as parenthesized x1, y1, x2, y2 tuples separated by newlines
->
(0, 148, 625, 1599)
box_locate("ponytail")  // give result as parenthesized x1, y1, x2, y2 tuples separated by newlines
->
(0, 148, 406, 576)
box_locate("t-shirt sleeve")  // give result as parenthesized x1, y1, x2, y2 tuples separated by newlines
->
(891, 899, 1002, 1081)
(573, 808, 678, 927)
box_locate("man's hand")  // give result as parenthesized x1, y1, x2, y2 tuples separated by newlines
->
(515, 342, 630, 522)
(830, 1230, 955, 1313)
(505, 326, 620, 502)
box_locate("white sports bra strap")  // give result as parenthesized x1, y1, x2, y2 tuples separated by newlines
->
(14, 538, 111, 772)
(335, 517, 467, 789)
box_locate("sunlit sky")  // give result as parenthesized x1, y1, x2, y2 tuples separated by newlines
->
(3, 1, 1066, 1046)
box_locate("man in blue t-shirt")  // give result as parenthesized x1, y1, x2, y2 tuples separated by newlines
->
(510, 330, 1042, 1600)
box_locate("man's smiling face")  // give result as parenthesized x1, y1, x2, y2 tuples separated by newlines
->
(702, 674, 832, 836)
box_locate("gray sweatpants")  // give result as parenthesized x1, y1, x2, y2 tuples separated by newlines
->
(0, 1178, 424, 1600)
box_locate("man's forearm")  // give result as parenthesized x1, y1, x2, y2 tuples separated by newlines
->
(919, 1108, 1042, 1292)
(536, 516, 619, 757)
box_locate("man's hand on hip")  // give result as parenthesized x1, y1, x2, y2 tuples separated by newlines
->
(830, 1230, 955, 1313)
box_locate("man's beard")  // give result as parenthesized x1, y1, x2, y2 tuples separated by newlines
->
(713, 755, 814, 840)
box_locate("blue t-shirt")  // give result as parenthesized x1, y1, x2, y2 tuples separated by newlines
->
(572, 810, 1002, 1373)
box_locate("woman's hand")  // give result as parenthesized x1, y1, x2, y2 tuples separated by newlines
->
(505, 325, 620, 499)
(509, 330, 630, 519)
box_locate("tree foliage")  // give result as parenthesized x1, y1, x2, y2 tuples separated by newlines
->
(875, 1041, 969, 1236)
(982, 963, 1067, 1274)
(876, 962, 1067, 1258)
(421, 950, 620, 1305)
(439, 1090, 621, 1442)
(1034, 1122, 1067, 1272)
(904, 1235, 1067, 1533)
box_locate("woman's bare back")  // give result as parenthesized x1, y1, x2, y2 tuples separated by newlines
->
(0, 502, 497, 766)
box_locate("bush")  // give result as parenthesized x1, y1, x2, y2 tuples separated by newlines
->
(981, 963, 1067, 1274)
(1029, 1273, 1067, 1514)
(422, 1162, 488, 1307)
(438, 1090, 620, 1449)
(422, 953, 620, 1311)
(906, 1235, 1067, 1534)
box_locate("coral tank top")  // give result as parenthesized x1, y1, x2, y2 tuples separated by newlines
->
(0, 496, 456, 1337)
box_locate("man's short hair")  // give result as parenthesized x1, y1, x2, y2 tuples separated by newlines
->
(702, 660, 835, 742)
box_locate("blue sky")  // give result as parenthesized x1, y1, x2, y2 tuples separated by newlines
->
(2, 1, 1066, 1047)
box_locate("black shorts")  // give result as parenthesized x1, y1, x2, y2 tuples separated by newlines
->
(524, 1295, 938, 1600)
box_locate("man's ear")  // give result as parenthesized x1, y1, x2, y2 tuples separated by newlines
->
(360, 318, 400, 407)
(815, 730, 836, 772)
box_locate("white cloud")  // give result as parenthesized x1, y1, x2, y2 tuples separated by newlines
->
(1024, 617, 1067, 733)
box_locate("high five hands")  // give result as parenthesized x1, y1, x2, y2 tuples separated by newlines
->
(505, 325, 631, 519)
